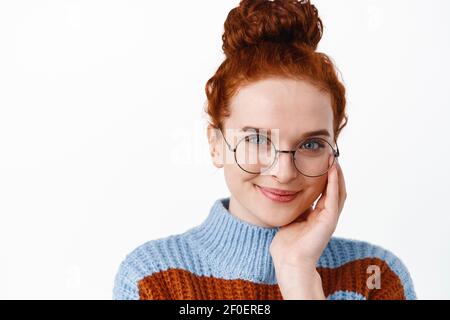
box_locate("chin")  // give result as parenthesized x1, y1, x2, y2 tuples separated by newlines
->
(252, 208, 297, 228)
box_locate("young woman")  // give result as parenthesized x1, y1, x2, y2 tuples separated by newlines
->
(113, 0, 416, 300)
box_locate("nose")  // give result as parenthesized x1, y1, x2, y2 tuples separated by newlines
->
(264, 151, 299, 182)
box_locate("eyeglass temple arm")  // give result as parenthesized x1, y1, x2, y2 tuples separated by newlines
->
(218, 128, 235, 152)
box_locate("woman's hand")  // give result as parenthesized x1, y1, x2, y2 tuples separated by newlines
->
(269, 157, 347, 299)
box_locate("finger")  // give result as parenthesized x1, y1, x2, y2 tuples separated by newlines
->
(313, 156, 338, 213)
(336, 159, 346, 197)
(314, 161, 331, 211)
(315, 185, 326, 211)
(335, 159, 346, 216)
(323, 156, 339, 220)
(314, 160, 333, 212)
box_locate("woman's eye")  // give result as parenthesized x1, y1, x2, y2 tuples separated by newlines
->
(300, 139, 324, 150)
(246, 134, 268, 145)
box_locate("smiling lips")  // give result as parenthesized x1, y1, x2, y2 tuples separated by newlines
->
(256, 185, 300, 202)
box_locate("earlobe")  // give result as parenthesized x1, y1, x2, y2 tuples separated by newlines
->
(207, 125, 224, 169)
(210, 141, 224, 169)
(211, 152, 224, 169)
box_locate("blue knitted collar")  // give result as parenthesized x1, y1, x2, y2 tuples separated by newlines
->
(186, 197, 280, 284)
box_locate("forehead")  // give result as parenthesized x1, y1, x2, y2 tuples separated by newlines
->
(227, 77, 334, 140)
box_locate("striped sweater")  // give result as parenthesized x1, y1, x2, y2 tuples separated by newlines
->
(113, 197, 417, 300)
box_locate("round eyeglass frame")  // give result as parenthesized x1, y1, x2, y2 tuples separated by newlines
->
(218, 128, 340, 177)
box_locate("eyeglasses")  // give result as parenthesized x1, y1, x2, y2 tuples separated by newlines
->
(218, 128, 340, 177)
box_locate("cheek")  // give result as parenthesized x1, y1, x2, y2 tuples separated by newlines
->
(223, 164, 247, 189)
(223, 164, 258, 192)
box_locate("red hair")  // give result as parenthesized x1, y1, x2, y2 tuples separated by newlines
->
(204, 0, 348, 140)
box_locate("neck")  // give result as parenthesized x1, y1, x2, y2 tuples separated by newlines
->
(228, 194, 273, 228)
(186, 197, 280, 284)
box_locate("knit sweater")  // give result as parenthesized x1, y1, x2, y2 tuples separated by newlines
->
(113, 197, 417, 300)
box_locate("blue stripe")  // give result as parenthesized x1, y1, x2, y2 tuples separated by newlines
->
(327, 290, 367, 300)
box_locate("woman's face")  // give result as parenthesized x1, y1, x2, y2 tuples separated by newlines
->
(207, 77, 335, 228)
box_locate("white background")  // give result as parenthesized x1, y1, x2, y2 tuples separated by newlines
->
(0, 0, 449, 299)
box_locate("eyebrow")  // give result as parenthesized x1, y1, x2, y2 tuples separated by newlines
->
(241, 126, 331, 140)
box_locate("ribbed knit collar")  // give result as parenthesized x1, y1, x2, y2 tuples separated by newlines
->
(186, 197, 280, 284)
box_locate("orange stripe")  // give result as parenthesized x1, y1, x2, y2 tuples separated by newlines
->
(138, 257, 405, 299)
(319, 257, 406, 299)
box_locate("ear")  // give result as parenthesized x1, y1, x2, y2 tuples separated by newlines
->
(206, 124, 224, 168)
